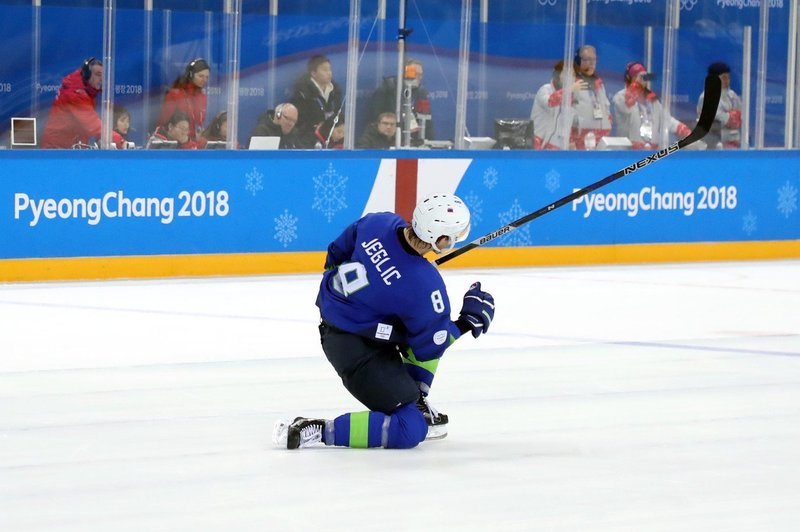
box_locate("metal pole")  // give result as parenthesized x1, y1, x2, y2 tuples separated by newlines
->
(267, 0, 278, 107)
(377, 0, 386, 89)
(31, 0, 41, 120)
(205, 10, 213, 73)
(559, 0, 578, 150)
(754, 0, 769, 148)
(477, 0, 488, 137)
(742, 26, 752, 150)
(395, 0, 408, 148)
(344, 0, 361, 149)
(453, 0, 472, 149)
(162, 9, 172, 89)
(658, 0, 679, 150)
(143, 0, 153, 141)
(644, 26, 653, 71)
(100, 0, 116, 149)
(205, 9, 217, 116)
(224, 0, 242, 149)
(785, 0, 798, 148)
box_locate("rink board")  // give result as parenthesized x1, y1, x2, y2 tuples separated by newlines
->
(1, 149, 798, 281)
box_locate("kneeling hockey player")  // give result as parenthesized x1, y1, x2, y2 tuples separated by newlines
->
(273, 193, 495, 449)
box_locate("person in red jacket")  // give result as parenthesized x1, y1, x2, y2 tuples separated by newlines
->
(40, 57, 123, 149)
(156, 58, 209, 142)
(112, 105, 132, 149)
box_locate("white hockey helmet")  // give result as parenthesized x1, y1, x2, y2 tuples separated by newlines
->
(411, 193, 471, 253)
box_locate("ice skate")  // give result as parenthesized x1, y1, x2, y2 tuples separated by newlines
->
(273, 417, 327, 449)
(416, 394, 448, 440)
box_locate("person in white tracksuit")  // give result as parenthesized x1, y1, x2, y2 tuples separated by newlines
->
(530, 60, 586, 150)
(572, 45, 613, 150)
(613, 62, 691, 150)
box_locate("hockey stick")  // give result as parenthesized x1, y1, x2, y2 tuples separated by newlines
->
(435, 74, 722, 266)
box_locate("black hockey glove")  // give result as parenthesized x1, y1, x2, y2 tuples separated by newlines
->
(457, 282, 495, 338)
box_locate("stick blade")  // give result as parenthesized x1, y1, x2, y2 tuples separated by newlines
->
(679, 74, 722, 148)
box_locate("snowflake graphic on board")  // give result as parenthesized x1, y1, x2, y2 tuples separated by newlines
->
(483, 166, 499, 189)
(274, 209, 298, 248)
(544, 169, 561, 193)
(245, 167, 264, 196)
(742, 210, 757, 236)
(497, 199, 532, 247)
(461, 190, 483, 226)
(312, 163, 348, 222)
(776, 180, 797, 218)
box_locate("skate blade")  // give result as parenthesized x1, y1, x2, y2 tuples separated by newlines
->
(425, 424, 448, 441)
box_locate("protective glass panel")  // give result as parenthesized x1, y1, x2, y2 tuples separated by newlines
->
(0, 0, 796, 151)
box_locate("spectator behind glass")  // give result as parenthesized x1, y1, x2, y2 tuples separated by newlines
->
(357, 112, 397, 149)
(112, 105, 132, 149)
(156, 58, 210, 142)
(248, 102, 302, 149)
(612, 62, 691, 150)
(290, 55, 343, 138)
(530, 60, 585, 150)
(308, 112, 345, 149)
(41, 57, 107, 148)
(698, 62, 742, 149)
(368, 58, 434, 145)
(572, 45, 613, 149)
(202, 111, 239, 149)
(147, 111, 199, 149)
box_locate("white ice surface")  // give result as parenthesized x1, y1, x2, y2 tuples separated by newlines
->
(1, 261, 799, 531)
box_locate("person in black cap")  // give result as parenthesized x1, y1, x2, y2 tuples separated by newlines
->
(697, 62, 742, 149)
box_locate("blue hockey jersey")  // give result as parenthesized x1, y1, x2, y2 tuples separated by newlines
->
(316, 212, 462, 364)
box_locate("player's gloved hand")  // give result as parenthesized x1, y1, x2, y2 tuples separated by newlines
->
(458, 282, 495, 338)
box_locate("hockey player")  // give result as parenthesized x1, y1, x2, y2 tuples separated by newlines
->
(273, 194, 495, 449)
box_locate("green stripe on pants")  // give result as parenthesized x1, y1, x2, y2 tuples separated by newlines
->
(349, 411, 370, 448)
(402, 347, 440, 375)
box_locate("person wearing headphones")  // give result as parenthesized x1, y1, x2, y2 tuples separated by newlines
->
(41, 57, 124, 149)
(200, 111, 239, 149)
(612, 62, 691, 149)
(530, 60, 586, 150)
(201, 111, 227, 142)
(156, 58, 210, 142)
(572, 45, 613, 150)
(248, 102, 301, 149)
